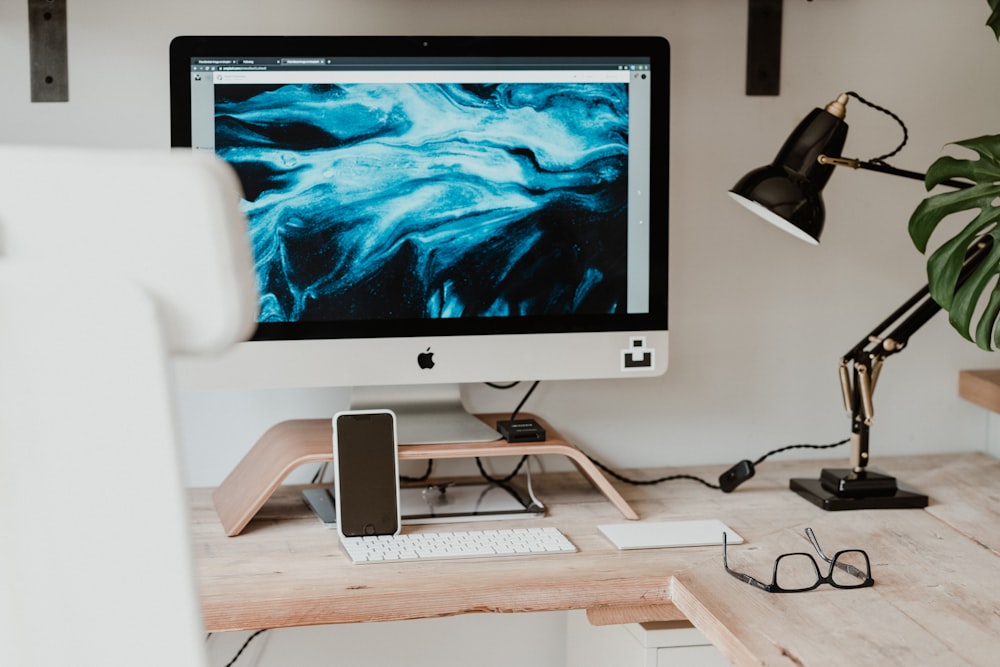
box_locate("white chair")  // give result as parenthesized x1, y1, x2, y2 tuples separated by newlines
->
(0, 146, 259, 667)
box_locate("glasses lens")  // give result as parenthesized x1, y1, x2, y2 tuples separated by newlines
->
(831, 550, 871, 587)
(774, 553, 819, 591)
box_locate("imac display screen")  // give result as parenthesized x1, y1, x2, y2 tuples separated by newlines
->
(170, 36, 669, 393)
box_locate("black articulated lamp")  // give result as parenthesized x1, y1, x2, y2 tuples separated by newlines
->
(730, 92, 990, 511)
(729, 93, 850, 245)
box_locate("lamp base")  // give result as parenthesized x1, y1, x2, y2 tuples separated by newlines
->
(790, 468, 928, 511)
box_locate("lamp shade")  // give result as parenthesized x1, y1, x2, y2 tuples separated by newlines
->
(730, 99, 850, 245)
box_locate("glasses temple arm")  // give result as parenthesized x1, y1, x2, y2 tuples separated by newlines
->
(805, 527, 832, 562)
(724, 532, 775, 592)
(806, 528, 870, 580)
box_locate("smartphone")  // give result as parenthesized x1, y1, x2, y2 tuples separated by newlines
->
(332, 409, 401, 539)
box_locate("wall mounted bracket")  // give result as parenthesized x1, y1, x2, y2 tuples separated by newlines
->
(28, 0, 69, 102)
(746, 0, 783, 96)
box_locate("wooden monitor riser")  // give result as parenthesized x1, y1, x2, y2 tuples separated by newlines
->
(212, 413, 639, 536)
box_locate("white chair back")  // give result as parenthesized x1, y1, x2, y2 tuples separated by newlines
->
(0, 146, 258, 667)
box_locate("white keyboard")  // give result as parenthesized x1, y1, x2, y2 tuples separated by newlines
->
(340, 526, 576, 564)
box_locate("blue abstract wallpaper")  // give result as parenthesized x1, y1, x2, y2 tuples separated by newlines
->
(214, 81, 629, 323)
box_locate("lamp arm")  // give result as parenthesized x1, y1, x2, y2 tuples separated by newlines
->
(842, 285, 931, 364)
(838, 287, 939, 472)
(818, 154, 973, 190)
(838, 238, 991, 472)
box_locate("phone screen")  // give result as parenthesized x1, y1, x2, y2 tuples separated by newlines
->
(334, 410, 400, 537)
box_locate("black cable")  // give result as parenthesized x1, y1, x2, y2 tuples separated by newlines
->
(752, 438, 848, 467)
(223, 629, 268, 667)
(400, 458, 434, 482)
(509, 380, 540, 421)
(845, 91, 909, 165)
(584, 438, 849, 491)
(478, 381, 846, 491)
(486, 381, 520, 390)
(587, 454, 724, 489)
(314, 454, 434, 484)
(475, 454, 529, 484)
(477, 380, 540, 483)
(310, 462, 327, 484)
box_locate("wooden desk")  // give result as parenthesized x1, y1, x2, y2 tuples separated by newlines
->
(190, 452, 1000, 666)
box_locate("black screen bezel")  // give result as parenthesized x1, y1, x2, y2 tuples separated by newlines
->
(169, 35, 669, 342)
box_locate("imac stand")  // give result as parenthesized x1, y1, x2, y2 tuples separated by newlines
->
(212, 413, 639, 536)
(350, 384, 502, 444)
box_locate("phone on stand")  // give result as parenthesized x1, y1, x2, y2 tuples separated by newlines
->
(333, 409, 401, 539)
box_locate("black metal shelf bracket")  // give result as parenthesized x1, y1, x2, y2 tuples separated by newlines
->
(746, 0, 783, 96)
(28, 0, 69, 102)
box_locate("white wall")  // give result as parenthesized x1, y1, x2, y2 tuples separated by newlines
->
(3, 1, 999, 663)
(2, 0, 996, 484)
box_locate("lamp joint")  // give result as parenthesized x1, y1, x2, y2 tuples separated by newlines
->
(818, 154, 861, 169)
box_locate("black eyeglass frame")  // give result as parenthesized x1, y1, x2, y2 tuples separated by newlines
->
(723, 527, 874, 593)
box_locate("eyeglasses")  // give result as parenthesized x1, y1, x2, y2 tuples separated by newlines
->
(723, 527, 874, 593)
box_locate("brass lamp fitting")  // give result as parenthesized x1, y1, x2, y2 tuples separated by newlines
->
(825, 93, 849, 119)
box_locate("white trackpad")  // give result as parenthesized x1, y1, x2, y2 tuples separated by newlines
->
(598, 519, 743, 550)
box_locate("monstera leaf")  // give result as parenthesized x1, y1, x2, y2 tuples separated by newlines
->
(990, 0, 1000, 39)
(908, 135, 1000, 350)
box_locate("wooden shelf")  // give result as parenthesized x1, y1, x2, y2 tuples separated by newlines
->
(212, 412, 638, 536)
(958, 369, 1000, 414)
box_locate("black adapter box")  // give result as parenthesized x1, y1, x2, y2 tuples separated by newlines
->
(496, 418, 546, 442)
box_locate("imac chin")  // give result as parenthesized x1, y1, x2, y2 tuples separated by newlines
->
(174, 329, 667, 443)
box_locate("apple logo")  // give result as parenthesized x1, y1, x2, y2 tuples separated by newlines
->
(417, 347, 435, 370)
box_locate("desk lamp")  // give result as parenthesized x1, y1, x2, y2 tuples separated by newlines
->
(730, 93, 988, 510)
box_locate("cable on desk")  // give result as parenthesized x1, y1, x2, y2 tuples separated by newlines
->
(751, 439, 849, 467)
(587, 455, 725, 489)
(483, 380, 849, 492)
(584, 438, 849, 492)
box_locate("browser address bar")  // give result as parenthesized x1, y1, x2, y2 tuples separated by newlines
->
(212, 70, 632, 85)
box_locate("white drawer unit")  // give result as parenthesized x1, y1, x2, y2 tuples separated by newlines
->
(566, 610, 731, 667)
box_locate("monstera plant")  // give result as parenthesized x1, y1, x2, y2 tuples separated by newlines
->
(907, 2, 1000, 350)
